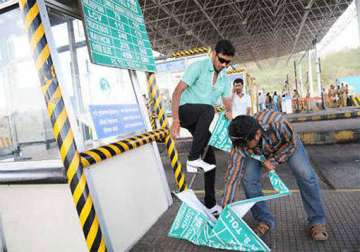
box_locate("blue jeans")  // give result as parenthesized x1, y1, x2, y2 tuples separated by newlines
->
(241, 137, 326, 229)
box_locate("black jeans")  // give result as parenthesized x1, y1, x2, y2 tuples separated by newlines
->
(179, 104, 216, 208)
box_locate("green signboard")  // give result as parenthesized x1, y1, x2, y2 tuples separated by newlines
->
(208, 112, 232, 152)
(80, 0, 156, 72)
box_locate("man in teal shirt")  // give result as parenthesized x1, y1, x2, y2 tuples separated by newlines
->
(171, 40, 235, 215)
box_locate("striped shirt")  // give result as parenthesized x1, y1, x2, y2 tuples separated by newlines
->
(222, 110, 297, 207)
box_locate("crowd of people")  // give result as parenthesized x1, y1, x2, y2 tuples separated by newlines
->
(325, 83, 350, 108)
(257, 90, 294, 112)
(170, 39, 328, 242)
(256, 83, 351, 114)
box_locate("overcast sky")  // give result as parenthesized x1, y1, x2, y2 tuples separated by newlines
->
(319, 2, 359, 56)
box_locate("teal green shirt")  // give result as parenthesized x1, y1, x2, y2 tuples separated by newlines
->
(180, 57, 231, 106)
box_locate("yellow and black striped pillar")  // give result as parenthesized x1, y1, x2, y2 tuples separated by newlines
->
(146, 99, 156, 130)
(146, 73, 187, 192)
(19, 0, 106, 251)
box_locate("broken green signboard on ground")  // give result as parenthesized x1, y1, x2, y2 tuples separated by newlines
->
(169, 171, 291, 251)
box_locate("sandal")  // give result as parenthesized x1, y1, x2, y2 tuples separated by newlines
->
(252, 222, 270, 237)
(309, 224, 328, 241)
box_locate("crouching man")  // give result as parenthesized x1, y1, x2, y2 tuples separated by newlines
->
(222, 111, 328, 240)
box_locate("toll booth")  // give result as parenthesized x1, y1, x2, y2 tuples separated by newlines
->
(0, 0, 184, 251)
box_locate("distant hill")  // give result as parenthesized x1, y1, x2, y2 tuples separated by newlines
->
(242, 47, 360, 94)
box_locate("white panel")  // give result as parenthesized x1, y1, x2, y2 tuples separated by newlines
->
(0, 184, 88, 252)
(86, 143, 172, 251)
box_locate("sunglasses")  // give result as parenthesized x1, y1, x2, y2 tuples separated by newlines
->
(217, 54, 231, 65)
(229, 135, 249, 145)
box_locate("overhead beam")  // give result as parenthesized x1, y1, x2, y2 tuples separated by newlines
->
(151, 0, 207, 46)
(192, 0, 224, 39)
(140, 0, 352, 64)
(231, 0, 263, 69)
(287, 0, 315, 63)
(145, 19, 184, 52)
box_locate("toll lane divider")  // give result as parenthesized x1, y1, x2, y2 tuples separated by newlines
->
(19, 0, 106, 251)
(0, 137, 11, 150)
(352, 96, 360, 106)
(146, 73, 188, 192)
(80, 129, 168, 168)
(299, 129, 360, 145)
(287, 110, 360, 123)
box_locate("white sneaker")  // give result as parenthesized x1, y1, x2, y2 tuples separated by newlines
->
(186, 163, 198, 173)
(186, 158, 216, 173)
(207, 204, 223, 216)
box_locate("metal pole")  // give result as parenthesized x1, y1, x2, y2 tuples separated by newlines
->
(299, 63, 304, 97)
(19, 1, 106, 251)
(315, 46, 321, 96)
(314, 43, 325, 109)
(286, 74, 290, 94)
(67, 18, 86, 149)
(293, 60, 298, 91)
(146, 73, 188, 192)
(308, 50, 314, 97)
(355, 0, 360, 45)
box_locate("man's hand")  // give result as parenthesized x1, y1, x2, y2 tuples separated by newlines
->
(225, 111, 232, 120)
(263, 159, 275, 172)
(171, 119, 180, 140)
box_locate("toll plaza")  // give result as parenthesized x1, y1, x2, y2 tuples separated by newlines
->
(0, 0, 359, 252)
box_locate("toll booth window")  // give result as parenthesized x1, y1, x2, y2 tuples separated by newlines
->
(0, 7, 61, 163)
(47, 10, 147, 151)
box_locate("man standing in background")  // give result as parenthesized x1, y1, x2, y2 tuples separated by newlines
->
(171, 40, 235, 215)
(232, 78, 251, 117)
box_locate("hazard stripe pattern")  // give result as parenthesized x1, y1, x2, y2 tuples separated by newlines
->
(0, 137, 11, 149)
(80, 129, 168, 167)
(19, 1, 106, 251)
(147, 73, 187, 192)
(146, 99, 156, 130)
(299, 129, 360, 145)
(227, 69, 245, 74)
(288, 110, 360, 123)
(171, 47, 209, 58)
(352, 97, 360, 106)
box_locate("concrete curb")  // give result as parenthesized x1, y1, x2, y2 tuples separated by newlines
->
(287, 110, 360, 123)
(299, 129, 360, 145)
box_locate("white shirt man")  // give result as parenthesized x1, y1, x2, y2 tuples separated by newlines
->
(258, 92, 266, 111)
(231, 78, 251, 117)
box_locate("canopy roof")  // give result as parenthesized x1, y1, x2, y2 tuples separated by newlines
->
(140, 0, 353, 63)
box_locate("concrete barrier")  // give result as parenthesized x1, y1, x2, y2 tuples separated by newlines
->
(287, 110, 360, 123)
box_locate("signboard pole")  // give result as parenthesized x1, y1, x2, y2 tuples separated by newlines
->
(19, 1, 107, 251)
(146, 73, 188, 192)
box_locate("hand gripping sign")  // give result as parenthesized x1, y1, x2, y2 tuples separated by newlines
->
(208, 112, 233, 152)
(169, 171, 291, 251)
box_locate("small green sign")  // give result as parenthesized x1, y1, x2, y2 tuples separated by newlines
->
(80, 0, 156, 72)
(208, 112, 232, 152)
